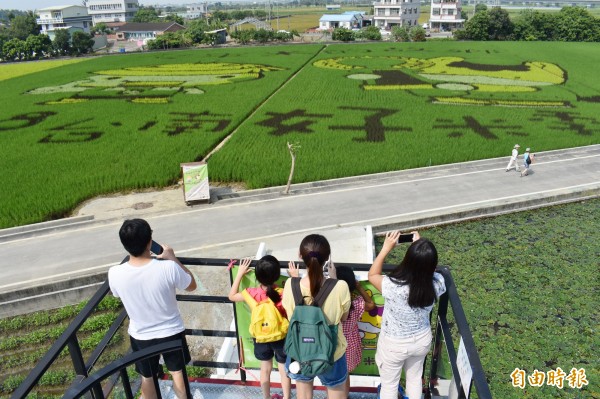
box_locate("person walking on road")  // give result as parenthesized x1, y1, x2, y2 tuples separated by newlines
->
(506, 144, 520, 172)
(109, 218, 197, 399)
(521, 147, 535, 177)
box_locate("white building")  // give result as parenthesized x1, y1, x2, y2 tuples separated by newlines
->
(186, 3, 207, 19)
(373, 0, 420, 29)
(36, 5, 92, 39)
(318, 11, 364, 30)
(86, 0, 139, 24)
(429, 0, 464, 31)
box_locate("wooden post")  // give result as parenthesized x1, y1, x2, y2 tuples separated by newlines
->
(284, 141, 299, 195)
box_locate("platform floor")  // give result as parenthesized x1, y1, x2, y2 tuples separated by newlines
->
(158, 379, 380, 399)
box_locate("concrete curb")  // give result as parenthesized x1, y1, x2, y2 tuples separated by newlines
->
(0, 273, 106, 318)
(0, 215, 95, 243)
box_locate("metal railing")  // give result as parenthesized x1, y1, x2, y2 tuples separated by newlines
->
(429, 267, 492, 399)
(12, 258, 492, 399)
(63, 340, 191, 399)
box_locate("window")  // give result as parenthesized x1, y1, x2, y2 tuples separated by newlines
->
(448, 9, 454, 15)
(432, 8, 440, 15)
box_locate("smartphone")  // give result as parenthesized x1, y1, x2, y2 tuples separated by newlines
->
(323, 257, 332, 278)
(150, 240, 163, 255)
(397, 233, 414, 243)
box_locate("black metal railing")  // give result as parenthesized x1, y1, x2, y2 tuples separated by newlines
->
(63, 340, 191, 399)
(429, 267, 492, 399)
(12, 258, 492, 399)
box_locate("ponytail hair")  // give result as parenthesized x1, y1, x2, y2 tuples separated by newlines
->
(254, 255, 282, 303)
(299, 234, 331, 298)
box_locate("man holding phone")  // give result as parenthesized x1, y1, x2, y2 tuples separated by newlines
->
(109, 219, 197, 399)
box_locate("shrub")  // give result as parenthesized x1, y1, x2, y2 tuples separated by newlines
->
(409, 26, 427, 42)
(332, 27, 354, 42)
(391, 26, 410, 42)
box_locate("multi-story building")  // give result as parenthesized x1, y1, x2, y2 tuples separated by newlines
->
(86, 0, 139, 25)
(373, 0, 420, 29)
(36, 5, 92, 40)
(186, 3, 207, 20)
(429, 0, 464, 32)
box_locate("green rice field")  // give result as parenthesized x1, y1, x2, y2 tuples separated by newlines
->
(1, 42, 600, 228)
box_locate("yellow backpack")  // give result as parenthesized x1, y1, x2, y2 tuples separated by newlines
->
(242, 288, 289, 343)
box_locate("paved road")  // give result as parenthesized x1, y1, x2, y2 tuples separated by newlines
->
(1, 145, 599, 294)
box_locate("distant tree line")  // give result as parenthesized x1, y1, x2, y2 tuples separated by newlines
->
(0, 10, 94, 62)
(229, 28, 297, 44)
(455, 5, 600, 41)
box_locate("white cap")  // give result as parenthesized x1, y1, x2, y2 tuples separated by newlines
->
(514, 144, 520, 149)
(526, 148, 530, 152)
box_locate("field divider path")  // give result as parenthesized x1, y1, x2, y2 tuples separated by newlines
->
(204, 45, 327, 160)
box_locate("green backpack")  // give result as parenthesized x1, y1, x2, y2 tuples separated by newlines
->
(284, 278, 338, 378)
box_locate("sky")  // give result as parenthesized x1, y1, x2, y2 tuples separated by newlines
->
(3, 0, 198, 12)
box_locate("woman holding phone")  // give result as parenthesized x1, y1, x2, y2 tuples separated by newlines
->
(368, 231, 446, 399)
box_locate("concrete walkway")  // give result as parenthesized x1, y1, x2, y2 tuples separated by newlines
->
(0, 144, 599, 296)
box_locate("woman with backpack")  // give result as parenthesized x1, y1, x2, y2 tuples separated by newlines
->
(368, 231, 446, 399)
(521, 147, 535, 177)
(228, 256, 292, 399)
(282, 234, 351, 399)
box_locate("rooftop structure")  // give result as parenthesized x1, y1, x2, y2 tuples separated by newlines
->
(86, 0, 139, 25)
(114, 22, 185, 40)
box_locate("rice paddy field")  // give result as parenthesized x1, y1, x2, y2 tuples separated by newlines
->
(1, 41, 600, 228)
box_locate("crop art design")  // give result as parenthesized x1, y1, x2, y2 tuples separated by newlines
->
(314, 56, 569, 107)
(27, 63, 282, 104)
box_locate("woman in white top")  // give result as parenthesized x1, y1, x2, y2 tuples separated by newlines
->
(368, 231, 446, 399)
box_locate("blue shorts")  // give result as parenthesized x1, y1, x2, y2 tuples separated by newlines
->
(285, 353, 348, 388)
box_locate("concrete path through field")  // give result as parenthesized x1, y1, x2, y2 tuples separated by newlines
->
(0, 144, 598, 294)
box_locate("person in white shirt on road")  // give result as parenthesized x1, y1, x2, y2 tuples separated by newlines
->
(506, 144, 521, 172)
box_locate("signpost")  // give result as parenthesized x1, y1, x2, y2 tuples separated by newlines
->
(181, 162, 210, 204)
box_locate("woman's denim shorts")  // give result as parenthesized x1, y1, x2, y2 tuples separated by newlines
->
(285, 353, 348, 388)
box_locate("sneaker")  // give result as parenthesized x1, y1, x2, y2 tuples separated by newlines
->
(271, 394, 283, 399)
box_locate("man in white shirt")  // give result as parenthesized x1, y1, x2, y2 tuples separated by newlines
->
(505, 144, 520, 172)
(109, 219, 197, 399)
